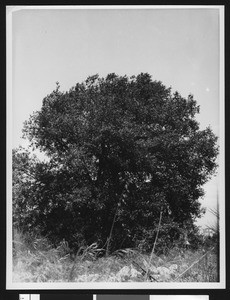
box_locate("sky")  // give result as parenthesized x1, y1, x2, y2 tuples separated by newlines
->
(8, 6, 224, 228)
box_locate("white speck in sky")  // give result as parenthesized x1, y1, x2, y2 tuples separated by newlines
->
(206, 87, 210, 92)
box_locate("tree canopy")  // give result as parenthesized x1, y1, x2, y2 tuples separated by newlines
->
(15, 73, 218, 253)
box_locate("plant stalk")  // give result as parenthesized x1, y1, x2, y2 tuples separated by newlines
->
(106, 201, 120, 256)
(145, 207, 163, 281)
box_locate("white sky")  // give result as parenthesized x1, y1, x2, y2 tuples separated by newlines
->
(9, 6, 224, 229)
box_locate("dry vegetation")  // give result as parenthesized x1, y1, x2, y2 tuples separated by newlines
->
(13, 230, 218, 283)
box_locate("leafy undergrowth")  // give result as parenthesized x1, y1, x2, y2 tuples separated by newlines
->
(13, 232, 218, 283)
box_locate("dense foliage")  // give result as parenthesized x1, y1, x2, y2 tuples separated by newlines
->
(13, 73, 218, 253)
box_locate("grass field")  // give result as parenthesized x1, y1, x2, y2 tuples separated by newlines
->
(12, 231, 218, 283)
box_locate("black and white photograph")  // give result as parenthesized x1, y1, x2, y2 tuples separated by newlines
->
(6, 5, 225, 289)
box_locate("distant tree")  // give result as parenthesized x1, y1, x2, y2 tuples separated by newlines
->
(20, 73, 218, 252)
(12, 147, 37, 231)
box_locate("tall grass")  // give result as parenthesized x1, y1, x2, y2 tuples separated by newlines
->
(13, 230, 219, 282)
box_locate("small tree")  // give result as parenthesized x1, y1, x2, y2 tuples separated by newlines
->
(13, 147, 38, 231)
(19, 73, 218, 252)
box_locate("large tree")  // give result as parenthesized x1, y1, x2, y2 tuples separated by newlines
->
(20, 73, 218, 252)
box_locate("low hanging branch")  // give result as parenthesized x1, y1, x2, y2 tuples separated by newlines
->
(145, 207, 163, 281)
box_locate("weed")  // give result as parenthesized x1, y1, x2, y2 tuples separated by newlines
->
(12, 231, 219, 282)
